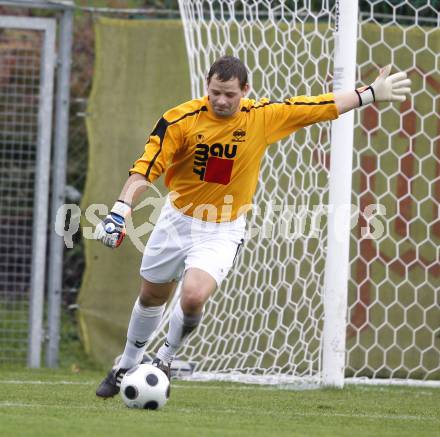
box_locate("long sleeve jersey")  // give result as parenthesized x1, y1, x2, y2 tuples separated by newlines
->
(130, 94, 339, 222)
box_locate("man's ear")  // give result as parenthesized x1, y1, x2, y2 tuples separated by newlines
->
(242, 83, 250, 96)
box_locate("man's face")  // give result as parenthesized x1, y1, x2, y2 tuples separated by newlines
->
(207, 74, 249, 118)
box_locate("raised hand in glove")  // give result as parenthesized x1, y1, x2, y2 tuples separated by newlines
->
(356, 65, 411, 106)
(94, 200, 131, 248)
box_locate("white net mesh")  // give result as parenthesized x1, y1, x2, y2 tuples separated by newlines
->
(148, 0, 439, 385)
(347, 5, 439, 381)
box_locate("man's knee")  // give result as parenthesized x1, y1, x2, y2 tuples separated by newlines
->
(139, 279, 175, 307)
(180, 289, 206, 314)
(181, 269, 216, 314)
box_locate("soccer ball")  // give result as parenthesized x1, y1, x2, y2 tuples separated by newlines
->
(120, 363, 170, 410)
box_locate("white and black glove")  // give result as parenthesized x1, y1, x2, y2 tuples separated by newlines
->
(94, 200, 131, 248)
(355, 65, 411, 106)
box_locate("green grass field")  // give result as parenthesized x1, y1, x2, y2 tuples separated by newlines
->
(0, 368, 439, 437)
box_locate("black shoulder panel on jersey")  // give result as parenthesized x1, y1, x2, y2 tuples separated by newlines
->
(151, 116, 169, 142)
(142, 106, 208, 180)
(145, 117, 169, 180)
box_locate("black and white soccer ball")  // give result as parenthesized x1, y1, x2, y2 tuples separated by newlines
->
(120, 363, 170, 410)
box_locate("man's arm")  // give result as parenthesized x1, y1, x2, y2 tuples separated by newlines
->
(334, 65, 411, 114)
(334, 90, 360, 115)
(118, 173, 150, 205)
(94, 109, 184, 248)
(94, 173, 149, 248)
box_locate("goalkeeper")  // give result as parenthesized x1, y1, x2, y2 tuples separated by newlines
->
(95, 56, 410, 398)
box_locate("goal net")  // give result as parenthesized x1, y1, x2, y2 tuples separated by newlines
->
(147, 0, 439, 387)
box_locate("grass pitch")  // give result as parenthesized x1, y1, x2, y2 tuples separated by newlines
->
(0, 368, 439, 437)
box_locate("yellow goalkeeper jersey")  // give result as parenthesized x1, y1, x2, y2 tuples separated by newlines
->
(130, 94, 338, 222)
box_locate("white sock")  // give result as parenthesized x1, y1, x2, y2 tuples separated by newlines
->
(117, 298, 165, 370)
(156, 300, 202, 364)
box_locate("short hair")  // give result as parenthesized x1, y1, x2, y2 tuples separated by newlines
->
(207, 56, 248, 90)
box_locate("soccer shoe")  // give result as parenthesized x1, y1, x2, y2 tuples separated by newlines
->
(95, 367, 128, 398)
(152, 358, 171, 381)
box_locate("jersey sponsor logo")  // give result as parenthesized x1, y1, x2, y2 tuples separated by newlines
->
(193, 143, 237, 185)
(232, 129, 246, 142)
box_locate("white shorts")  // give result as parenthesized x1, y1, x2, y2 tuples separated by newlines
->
(140, 198, 246, 286)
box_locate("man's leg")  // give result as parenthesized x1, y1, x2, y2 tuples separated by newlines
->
(96, 278, 175, 398)
(155, 268, 217, 366)
(117, 279, 177, 369)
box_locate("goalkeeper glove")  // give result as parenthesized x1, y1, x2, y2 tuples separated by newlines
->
(94, 200, 131, 248)
(355, 65, 411, 106)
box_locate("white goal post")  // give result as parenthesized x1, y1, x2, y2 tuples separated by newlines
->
(322, 0, 358, 387)
(146, 0, 440, 388)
